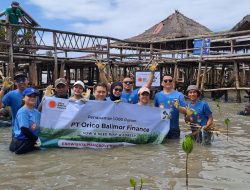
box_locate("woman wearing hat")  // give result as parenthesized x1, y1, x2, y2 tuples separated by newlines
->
(137, 87, 151, 106)
(70, 80, 90, 101)
(9, 88, 41, 154)
(185, 85, 214, 145)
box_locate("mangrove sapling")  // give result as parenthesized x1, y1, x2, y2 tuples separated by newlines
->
(216, 99, 221, 115)
(224, 118, 230, 141)
(130, 178, 137, 190)
(129, 178, 145, 190)
(182, 135, 194, 187)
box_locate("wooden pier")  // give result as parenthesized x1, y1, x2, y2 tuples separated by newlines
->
(0, 20, 249, 102)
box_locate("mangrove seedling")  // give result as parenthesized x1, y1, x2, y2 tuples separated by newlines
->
(129, 178, 145, 190)
(182, 135, 193, 187)
(224, 117, 230, 141)
(130, 178, 137, 190)
(215, 99, 221, 115)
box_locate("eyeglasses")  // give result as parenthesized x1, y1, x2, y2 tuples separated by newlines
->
(16, 78, 27, 83)
(163, 79, 173, 83)
(114, 88, 122, 92)
(123, 81, 133, 85)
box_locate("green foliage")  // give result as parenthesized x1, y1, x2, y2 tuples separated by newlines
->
(23, 31, 33, 40)
(224, 117, 230, 141)
(224, 118, 230, 126)
(129, 178, 145, 190)
(182, 135, 193, 154)
(215, 99, 221, 114)
(130, 178, 137, 189)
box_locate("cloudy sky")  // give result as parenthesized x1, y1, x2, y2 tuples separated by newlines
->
(0, 0, 249, 39)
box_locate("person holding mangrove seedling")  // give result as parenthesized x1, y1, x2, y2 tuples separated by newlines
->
(9, 88, 41, 154)
(237, 103, 250, 116)
(185, 85, 214, 145)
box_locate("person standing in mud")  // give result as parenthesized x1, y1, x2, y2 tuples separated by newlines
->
(185, 85, 214, 145)
(154, 75, 186, 139)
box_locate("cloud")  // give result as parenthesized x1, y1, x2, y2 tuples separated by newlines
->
(28, 0, 250, 39)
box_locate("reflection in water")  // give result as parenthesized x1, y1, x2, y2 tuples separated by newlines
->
(0, 101, 249, 189)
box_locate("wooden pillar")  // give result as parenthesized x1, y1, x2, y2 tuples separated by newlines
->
(200, 62, 207, 90)
(173, 63, 178, 89)
(53, 32, 58, 80)
(196, 61, 202, 88)
(8, 26, 14, 79)
(234, 61, 241, 103)
(75, 68, 78, 81)
(29, 62, 38, 86)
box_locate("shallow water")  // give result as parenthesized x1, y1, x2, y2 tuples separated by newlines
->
(0, 101, 249, 190)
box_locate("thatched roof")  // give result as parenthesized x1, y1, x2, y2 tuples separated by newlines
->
(127, 10, 212, 43)
(231, 15, 250, 31)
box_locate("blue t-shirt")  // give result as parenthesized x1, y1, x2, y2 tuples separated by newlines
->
(3, 89, 23, 125)
(128, 88, 140, 104)
(121, 90, 132, 102)
(121, 88, 141, 104)
(154, 90, 185, 130)
(3, 89, 40, 125)
(186, 100, 212, 126)
(13, 107, 41, 140)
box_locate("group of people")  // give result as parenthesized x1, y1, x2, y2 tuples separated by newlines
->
(0, 59, 216, 154)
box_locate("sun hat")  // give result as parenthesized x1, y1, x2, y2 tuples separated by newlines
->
(186, 85, 201, 95)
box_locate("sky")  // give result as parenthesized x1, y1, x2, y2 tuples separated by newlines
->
(0, 0, 249, 40)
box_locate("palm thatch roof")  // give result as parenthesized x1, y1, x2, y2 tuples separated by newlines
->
(231, 15, 250, 31)
(127, 10, 212, 43)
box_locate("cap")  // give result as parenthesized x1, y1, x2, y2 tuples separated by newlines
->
(73, 80, 85, 89)
(55, 78, 67, 87)
(14, 71, 27, 80)
(138, 87, 150, 95)
(23, 87, 39, 96)
(186, 85, 201, 95)
(11, 1, 19, 7)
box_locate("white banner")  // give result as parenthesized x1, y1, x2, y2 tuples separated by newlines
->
(39, 97, 170, 148)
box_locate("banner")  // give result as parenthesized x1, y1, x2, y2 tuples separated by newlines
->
(39, 97, 170, 149)
(135, 71, 161, 87)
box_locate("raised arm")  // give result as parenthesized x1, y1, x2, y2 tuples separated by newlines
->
(143, 60, 158, 89)
(96, 61, 111, 91)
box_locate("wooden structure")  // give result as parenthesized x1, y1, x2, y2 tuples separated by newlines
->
(0, 11, 249, 102)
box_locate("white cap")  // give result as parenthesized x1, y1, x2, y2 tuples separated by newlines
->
(138, 87, 150, 95)
(73, 80, 85, 89)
